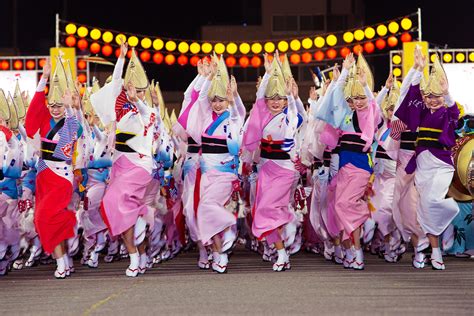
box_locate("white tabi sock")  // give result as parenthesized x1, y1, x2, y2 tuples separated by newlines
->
(219, 253, 228, 266)
(276, 248, 288, 263)
(334, 245, 343, 259)
(56, 257, 65, 272)
(212, 251, 220, 263)
(199, 246, 208, 262)
(63, 255, 70, 270)
(129, 252, 139, 270)
(139, 253, 147, 269)
(431, 247, 442, 261)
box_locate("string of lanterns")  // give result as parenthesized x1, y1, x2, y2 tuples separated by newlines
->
(60, 13, 417, 67)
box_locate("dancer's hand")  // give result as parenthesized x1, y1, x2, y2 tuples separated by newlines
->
(126, 82, 138, 103)
(343, 53, 355, 70)
(309, 86, 318, 101)
(119, 38, 128, 59)
(42, 58, 51, 78)
(62, 89, 73, 108)
(385, 72, 394, 88)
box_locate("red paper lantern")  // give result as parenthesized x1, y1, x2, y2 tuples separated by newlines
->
(26, 60, 36, 70)
(77, 60, 87, 70)
(177, 55, 188, 66)
(290, 54, 301, 64)
(165, 54, 175, 65)
(239, 56, 249, 68)
(387, 36, 398, 47)
(1, 60, 9, 70)
(78, 73, 87, 83)
(364, 42, 375, 54)
(302, 52, 312, 63)
(340, 47, 351, 58)
(90, 42, 101, 54)
(140, 50, 151, 62)
(102, 45, 113, 57)
(77, 39, 88, 50)
(400, 32, 412, 43)
(326, 49, 337, 59)
(190, 56, 200, 67)
(65, 36, 76, 47)
(314, 51, 325, 61)
(153, 52, 164, 64)
(13, 60, 23, 70)
(225, 56, 236, 67)
(353, 44, 363, 54)
(251, 56, 262, 68)
(375, 39, 386, 50)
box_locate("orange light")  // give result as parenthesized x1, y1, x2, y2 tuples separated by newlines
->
(140, 51, 151, 62)
(290, 54, 301, 64)
(26, 60, 36, 70)
(251, 56, 262, 68)
(126, 50, 132, 59)
(90, 42, 101, 54)
(326, 49, 337, 59)
(302, 52, 312, 63)
(239, 56, 249, 68)
(38, 59, 46, 68)
(44, 86, 49, 94)
(226, 56, 236, 67)
(65, 36, 76, 47)
(340, 47, 351, 58)
(353, 44, 363, 54)
(78, 73, 87, 83)
(102, 45, 113, 57)
(387, 36, 398, 47)
(177, 55, 188, 66)
(77, 60, 87, 70)
(400, 32, 412, 43)
(165, 54, 176, 65)
(153, 52, 164, 64)
(1, 60, 9, 70)
(375, 39, 386, 50)
(13, 60, 23, 70)
(77, 39, 88, 50)
(364, 42, 375, 54)
(314, 51, 324, 61)
(190, 56, 200, 67)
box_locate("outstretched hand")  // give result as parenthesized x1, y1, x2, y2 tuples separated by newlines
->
(126, 82, 138, 103)
(43, 58, 51, 78)
(119, 38, 128, 59)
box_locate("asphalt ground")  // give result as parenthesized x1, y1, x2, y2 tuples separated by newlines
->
(1, 246, 473, 315)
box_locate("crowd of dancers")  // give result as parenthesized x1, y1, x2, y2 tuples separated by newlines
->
(0, 40, 473, 278)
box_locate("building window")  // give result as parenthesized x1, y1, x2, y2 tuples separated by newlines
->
(273, 15, 298, 32)
(327, 15, 348, 32)
(299, 15, 325, 31)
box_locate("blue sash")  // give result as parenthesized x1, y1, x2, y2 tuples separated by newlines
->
(207, 111, 230, 136)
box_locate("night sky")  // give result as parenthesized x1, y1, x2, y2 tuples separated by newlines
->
(1, 0, 473, 90)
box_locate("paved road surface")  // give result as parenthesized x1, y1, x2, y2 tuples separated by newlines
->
(1, 247, 473, 315)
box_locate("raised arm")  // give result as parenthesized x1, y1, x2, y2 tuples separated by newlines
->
(25, 60, 51, 138)
(230, 75, 246, 120)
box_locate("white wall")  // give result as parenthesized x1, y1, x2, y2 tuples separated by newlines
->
(444, 63, 474, 114)
(0, 71, 38, 99)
